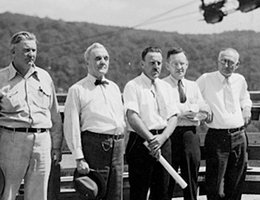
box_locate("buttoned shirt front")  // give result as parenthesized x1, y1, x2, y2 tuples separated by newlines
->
(163, 75, 209, 126)
(0, 63, 62, 148)
(123, 73, 179, 131)
(63, 74, 126, 159)
(196, 71, 252, 129)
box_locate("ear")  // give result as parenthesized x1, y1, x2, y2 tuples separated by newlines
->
(165, 62, 170, 71)
(235, 60, 240, 69)
(140, 60, 145, 69)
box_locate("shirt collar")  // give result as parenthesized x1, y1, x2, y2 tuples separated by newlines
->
(217, 71, 233, 83)
(169, 75, 185, 86)
(25, 65, 38, 80)
(140, 73, 156, 87)
(8, 62, 38, 81)
(8, 63, 17, 80)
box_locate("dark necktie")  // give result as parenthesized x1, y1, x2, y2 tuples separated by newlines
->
(94, 79, 109, 86)
(178, 80, 186, 103)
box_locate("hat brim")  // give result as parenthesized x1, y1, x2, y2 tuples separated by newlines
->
(74, 169, 106, 199)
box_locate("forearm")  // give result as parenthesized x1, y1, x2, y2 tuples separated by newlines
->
(126, 110, 154, 141)
(161, 115, 177, 141)
(50, 114, 63, 149)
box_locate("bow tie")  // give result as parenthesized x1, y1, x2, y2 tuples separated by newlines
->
(94, 79, 109, 86)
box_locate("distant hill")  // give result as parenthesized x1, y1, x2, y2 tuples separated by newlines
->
(0, 12, 260, 91)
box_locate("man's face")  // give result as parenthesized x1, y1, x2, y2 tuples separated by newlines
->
(218, 50, 239, 78)
(141, 52, 162, 80)
(12, 40, 37, 69)
(166, 52, 188, 80)
(87, 47, 109, 78)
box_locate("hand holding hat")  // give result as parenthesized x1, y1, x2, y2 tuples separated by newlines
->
(73, 169, 106, 200)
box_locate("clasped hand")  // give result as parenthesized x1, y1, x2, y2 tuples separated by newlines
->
(147, 135, 165, 160)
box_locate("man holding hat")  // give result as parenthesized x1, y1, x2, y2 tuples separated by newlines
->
(64, 42, 126, 200)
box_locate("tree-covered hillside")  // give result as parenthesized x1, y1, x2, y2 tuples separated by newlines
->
(0, 12, 259, 92)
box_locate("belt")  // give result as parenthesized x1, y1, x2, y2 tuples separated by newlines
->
(0, 126, 48, 133)
(150, 128, 165, 135)
(209, 126, 244, 134)
(82, 130, 124, 140)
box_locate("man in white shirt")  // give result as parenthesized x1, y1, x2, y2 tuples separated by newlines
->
(164, 47, 211, 200)
(0, 31, 62, 200)
(123, 46, 179, 200)
(197, 48, 252, 200)
(63, 43, 126, 200)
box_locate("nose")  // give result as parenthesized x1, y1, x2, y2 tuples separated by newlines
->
(222, 61, 229, 67)
(27, 50, 35, 56)
(101, 57, 108, 64)
(175, 63, 183, 69)
(154, 63, 161, 71)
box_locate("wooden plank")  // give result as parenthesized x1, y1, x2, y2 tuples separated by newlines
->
(56, 92, 260, 121)
(250, 91, 260, 102)
(56, 91, 260, 104)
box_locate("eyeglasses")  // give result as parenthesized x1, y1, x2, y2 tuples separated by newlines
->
(169, 62, 187, 68)
(218, 59, 237, 68)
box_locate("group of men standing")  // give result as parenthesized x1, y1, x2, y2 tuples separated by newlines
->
(0, 31, 252, 200)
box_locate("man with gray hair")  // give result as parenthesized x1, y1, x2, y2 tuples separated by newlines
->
(0, 31, 62, 200)
(64, 42, 126, 200)
(197, 48, 252, 200)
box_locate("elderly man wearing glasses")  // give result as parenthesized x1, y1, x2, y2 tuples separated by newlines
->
(197, 48, 252, 200)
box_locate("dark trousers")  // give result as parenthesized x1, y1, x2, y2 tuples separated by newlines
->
(81, 131, 124, 200)
(126, 131, 171, 200)
(168, 126, 200, 200)
(205, 128, 247, 200)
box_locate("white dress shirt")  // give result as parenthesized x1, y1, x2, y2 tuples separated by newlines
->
(63, 74, 126, 159)
(123, 73, 179, 131)
(196, 71, 252, 129)
(163, 75, 210, 126)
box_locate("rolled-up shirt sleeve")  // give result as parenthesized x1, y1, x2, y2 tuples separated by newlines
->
(240, 77, 252, 109)
(195, 83, 211, 113)
(63, 86, 84, 160)
(123, 82, 139, 114)
(167, 86, 180, 119)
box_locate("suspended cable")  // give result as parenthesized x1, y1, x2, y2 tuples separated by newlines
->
(132, 0, 198, 28)
(138, 11, 198, 26)
(39, 1, 200, 47)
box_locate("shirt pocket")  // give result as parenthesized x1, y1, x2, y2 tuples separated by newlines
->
(31, 84, 51, 109)
(1, 89, 22, 112)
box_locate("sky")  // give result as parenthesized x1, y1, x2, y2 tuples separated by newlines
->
(1, 0, 260, 34)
